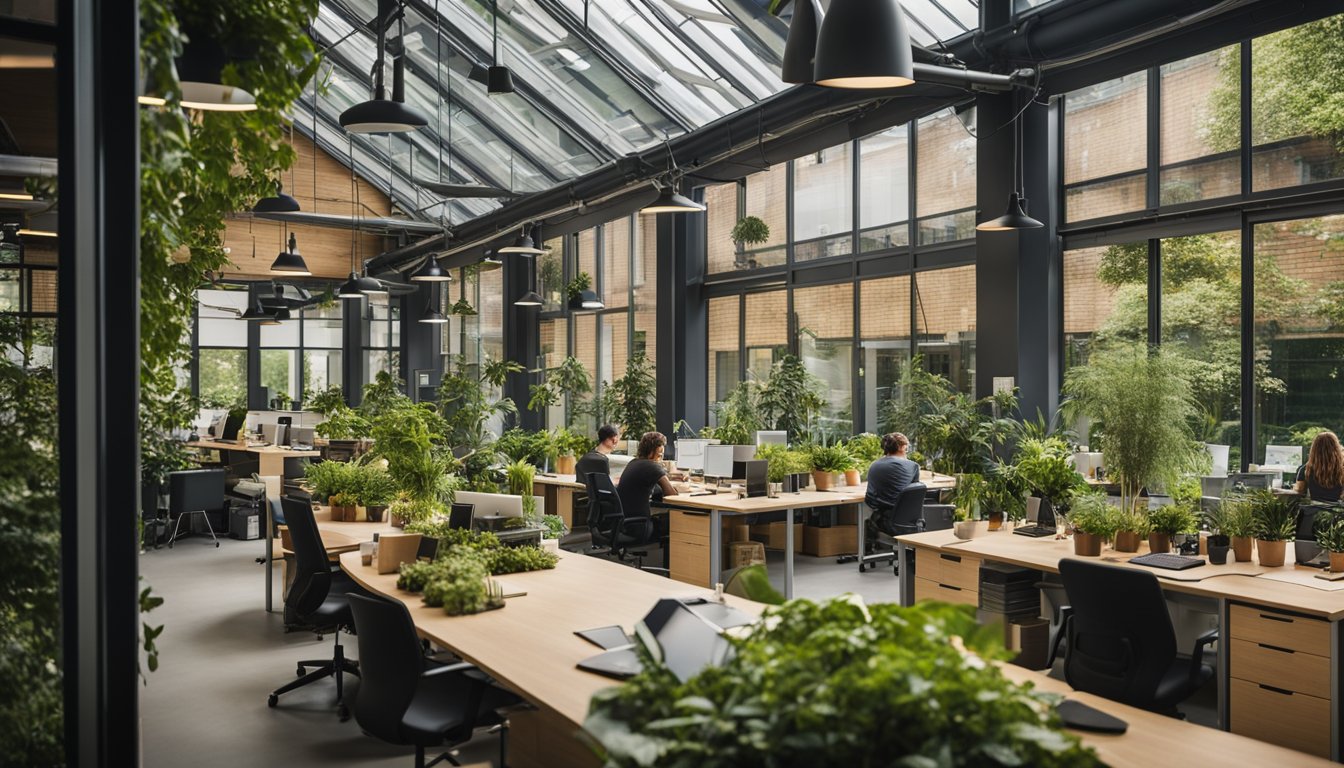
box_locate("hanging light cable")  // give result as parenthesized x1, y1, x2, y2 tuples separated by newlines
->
(641, 136, 705, 214)
(977, 94, 1043, 232)
(339, 0, 428, 133)
(339, 136, 369, 298)
(487, 0, 515, 94)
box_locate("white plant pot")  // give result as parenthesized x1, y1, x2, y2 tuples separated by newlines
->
(953, 520, 977, 540)
(541, 538, 560, 552)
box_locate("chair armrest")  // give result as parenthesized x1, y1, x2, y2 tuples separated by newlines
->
(1189, 627, 1219, 681)
(422, 661, 477, 679)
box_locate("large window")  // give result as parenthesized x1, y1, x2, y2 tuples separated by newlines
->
(707, 295, 739, 415)
(1253, 213, 1344, 464)
(259, 311, 300, 408)
(362, 293, 401, 385)
(1160, 46, 1241, 205)
(915, 109, 977, 244)
(793, 143, 853, 262)
(794, 283, 854, 438)
(633, 216, 657, 362)
(303, 303, 343, 395)
(914, 266, 976, 394)
(1250, 15, 1344, 192)
(859, 126, 910, 252)
(1063, 242, 1148, 371)
(860, 275, 912, 433)
(743, 165, 788, 268)
(1064, 71, 1148, 222)
(743, 290, 787, 384)
(196, 289, 249, 407)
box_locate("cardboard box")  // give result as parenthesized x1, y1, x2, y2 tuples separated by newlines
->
(727, 522, 751, 543)
(726, 541, 766, 569)
(837, 506, 860, 526)
(750, 522, 803, 552)
(802, 524, 857, 557)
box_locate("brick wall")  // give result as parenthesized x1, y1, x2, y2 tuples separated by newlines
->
(916, 109, 977, 218)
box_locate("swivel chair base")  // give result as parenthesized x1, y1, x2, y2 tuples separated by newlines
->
(267, 628, 360, 720)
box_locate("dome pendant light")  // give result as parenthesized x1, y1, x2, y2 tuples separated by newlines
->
(486, 0, 516, 95)
(780, 0, 823, 84)
(269, 232, 311, 275)
(813, 0, 915, 89)
(977, 106, 1043, 231)
(419, 304, 449, 323)
(498, 225, 545, 255)
(477, 252, 503, 272)
(514, 290, 543, 307)
(254, 183, 300, 213)
(175, 23, 257, 111)
(358, 265, 387, 295)
(410, 254, 453, 282)
(340, 2, 428, 133)
(240, 299, 279, 323)
(641, 184, 705, 214)
(338, 272, 367, 299)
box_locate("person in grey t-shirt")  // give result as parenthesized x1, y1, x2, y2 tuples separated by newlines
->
(864, 432, 921, 512)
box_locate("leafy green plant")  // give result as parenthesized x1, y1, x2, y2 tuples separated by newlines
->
(388, 493, 446, 527)
(397, 560, 445, 593)
(1062, 343, 1209, 511)
(1069, 493, 1116, 537)
(844, 433, 883, 469)
(328, 492, 358, 509)
(758, 354, 824, 443)
(1205, 495, 1254, 537)
(730, 215, 770, 246)
(352, 461, 398, 507)
(439, 354, 523, 487)
(1247, 488, 1298, 541)
(421, 550, 500, 616)
(755, 444, 811, 483)
(1148, 504, 1199, 536)
(528, 355, 593, 426)
(541, 514, 567, 540)
(504, 458, 536, 499)
(951, 472, 988, 520)
(584, 597, 1101, 767)
(1014, 437, 1085, 509)
(984, 461, 1028, 522)
(598, 348, 658, 438)
(303, 460, 359, 502)
(305, 385, 346, 417)
(1315, 514, 1344, 553)
(553, 427, 596, 459)
(881, 356, 1020, 475)
(314, 407, 371, 440)
(808, 443, 853, 473)
(1111, 507, 1152, 536)
(706, 379, 763, 446)
(566, 270, 593, 303)
(484, 545, 559, 575)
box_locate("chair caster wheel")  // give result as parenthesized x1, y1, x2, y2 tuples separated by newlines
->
(215, 542, 220, 548)
(338, 704, 350, 721)
(267, 694, 278, 708)
(296, 665, 306, 676)
(858, 563, 865, 573)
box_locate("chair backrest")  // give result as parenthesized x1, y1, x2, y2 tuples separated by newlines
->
(168, 468, 225, 516)
(1227, 472, 1270, 490)
(1059, 559, 1178, 709)
(279, 498, 332, 620)
(346, 593, 431, 743)
(875, 483, 928, 535)
(448, 502, 475, 531)
(585, 472, 625, 547)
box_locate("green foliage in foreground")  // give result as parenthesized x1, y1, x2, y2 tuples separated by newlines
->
(585, 597, 1101, 768)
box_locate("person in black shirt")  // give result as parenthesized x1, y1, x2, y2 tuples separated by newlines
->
(616, 432, 680, 519)
(864, 432, 921, 512)
(1295, 431, 1344, 503)
(575, 424, 621, 482)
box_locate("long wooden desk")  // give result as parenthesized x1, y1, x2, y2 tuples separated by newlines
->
(532, 474, 586, 530)
(338, 548, 1335, 768)
(897, 522, 1344, 760)
(187, 439, 321, 480)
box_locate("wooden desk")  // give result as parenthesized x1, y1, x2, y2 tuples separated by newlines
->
(186, 440, 321, 480)
(339, 548, 1333, 768)
(897, 523, 1344, 759)
(532, 474, 586, 530)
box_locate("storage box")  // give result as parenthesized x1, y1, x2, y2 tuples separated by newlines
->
(229, 507, 260, 540)
(727, 522, 751, 543)
(750, 522, 803, 552)
(726, 541, 766, 568)
(837, 506, 860, 526)
(802, 524, 857, 557)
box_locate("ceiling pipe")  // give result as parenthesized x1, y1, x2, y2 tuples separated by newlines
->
(0, 154, 58, 177)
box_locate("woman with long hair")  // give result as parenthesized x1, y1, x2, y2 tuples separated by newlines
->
(1294, 431, 1344, 502)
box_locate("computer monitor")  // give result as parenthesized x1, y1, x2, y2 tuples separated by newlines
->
(209, 413, 227, 439)
(674, 439, 708, 472)
(289, 426, 315, 448)
(704, 445, 735, 482)
(1205, 444, 1230, 477)
(453, 491, 524, 519)
(1264, 445, 1302, 469)
(260, 423, 285, 446)
(755, 430, 787, 448)
(221, 413, 245, 441)
(742, 460, 768, 498)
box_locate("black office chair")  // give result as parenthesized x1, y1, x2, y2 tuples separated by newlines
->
(584, 472, 660, 570)
(1057, 559, 1217, 715)
(268, 497, 362, 720)
(347, 593, 520, 768)
(448, 502, 475, 531)
(167, 468, 227, 548)
(860, 483, 953, 573)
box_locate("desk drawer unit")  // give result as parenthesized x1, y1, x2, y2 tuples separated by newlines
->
(669, 511, 711, 588)
(1228, 603, 1333, 758)
(913, 549, 981, 607)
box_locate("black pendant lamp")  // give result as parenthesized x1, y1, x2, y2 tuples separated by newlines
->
(640, 184, 705, 215)
(240, 299, 278, 322)
(977, 107, 1043, 231)
(269, 232, 311, 275)
(340, 2, 427, 133)
(498, 226, 544, 255)
(338, 272, 367, 299)
(359, 265, 388, 295)
(569, 289, 603, 311)
(254, 183, 301, 213)
(813, 0, 915, 89)
(486, 0, 515, 95)
(780, 0, 822, 84)
(468, 61, 490, 86)
(514, 290, 543, 307)
(175, 22, 257, 111)
(410, 254, 453, 282)
(477, 252, 503, 272)
(419, 303, 449, 323)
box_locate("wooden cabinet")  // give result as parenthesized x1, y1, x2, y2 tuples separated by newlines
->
(669, 511, 711, 588)
(912, 548, 981, 608)
(1228, 603, 1333, 758)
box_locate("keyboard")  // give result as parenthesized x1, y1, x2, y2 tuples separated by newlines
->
(1013, 525, 1056, 538)
(1128, 552, 1204, 571)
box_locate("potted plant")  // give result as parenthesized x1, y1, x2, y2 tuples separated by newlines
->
(707, 380, 764, 447)
(809, 444, 852, 491)
(566, 271, 594, 309)
(1062, 344, 1208, 515)
(540, 513, 567, 551)
(730, 215, 770, 252)
(598, 349, 658, 438)
(1068, 493, 1113, 557)
(355, 462, 398, 523)
(951, 472, 988, 527)
(952, 506, 977, 540)
(328, 492, 359, 523)
(1013, 437, 1083, 532)
(1248, 489, 1297, 567)
(845, 433, 883, 481)
(1110, 507, 1150, 553)
(1315, 515, 1344, 573)
(1214, 493, 1257, 562)
(1147, 504, 1197, 554)
(1202, 503, 1235, 564)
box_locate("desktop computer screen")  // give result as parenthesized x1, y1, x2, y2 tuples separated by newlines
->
(755, 430, 787, 448)
(289, 427, 315, 448)
(675, 439, 708, 472)
(704, 445, 736, 481)
(260, 423, 287, 446)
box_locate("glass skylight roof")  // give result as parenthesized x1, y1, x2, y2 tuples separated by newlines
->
(307, 0, 982, 227)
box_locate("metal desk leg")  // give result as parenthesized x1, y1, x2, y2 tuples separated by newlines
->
(855, 507, 867, 571)
(896, 542, 913, 606)
(1217, 598, 1229, 730)
(784, 508, 795, 600)
(709, 509, 722, 588)
(265, 502, 274, 612)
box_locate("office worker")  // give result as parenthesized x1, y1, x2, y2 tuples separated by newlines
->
(1294, 430, 1344, 503)
(616, 431, 679, 519)
(576, 424, 621, 479)
(864, 432, 921, 513)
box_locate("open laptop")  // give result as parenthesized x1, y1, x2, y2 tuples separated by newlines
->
(577, 598, 754, 681)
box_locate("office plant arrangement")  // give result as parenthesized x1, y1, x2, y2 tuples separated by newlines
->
(1315, 514, 1344, 572)
(758, 354, 824, 444)
(1248, 488, 1298, 567)
(1146, 504, 1199, 554)
(584, 597, 1101, 768)
(1013, 437, 1085, 526)
(600, 349, 659, 438)
(528, 354, 593, 429)
(1212, 493, 1257, 562)
(808, 443, 853, 491)
(1068, 492, 1115, 556)
(705, 379, 764, 447)
(1110, 506, 1151, 553)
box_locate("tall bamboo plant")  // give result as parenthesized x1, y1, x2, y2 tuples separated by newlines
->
(1062, 343, 1208, 511)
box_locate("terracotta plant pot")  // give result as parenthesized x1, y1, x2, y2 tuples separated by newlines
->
(332, 505, 357, 523)
(1147, 532, 1172, 554)
(1256, 539, 1287, 568)
(1207, 535, 1230, 565)
(390, 513, 407, 529)
(812, 471, 834, 491)
(844, 469, 861, 486)
(1113, 530, 1141, 553)
(1330, 551, 1344, 573)
(555, 455, 577, 475)
(952, 520, 977, 540)
(1231, 536, 1253, 562)
(1073, 531, 1103, 556)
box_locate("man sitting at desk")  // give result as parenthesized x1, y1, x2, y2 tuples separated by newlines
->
(864, 432, 920, 513)
(617, 432, 680, 518)
(576, 424, 621, 479)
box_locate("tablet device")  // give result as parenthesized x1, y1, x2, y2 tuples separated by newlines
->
(575, 625, 633, 650)
(1057, 699, 1128, 734)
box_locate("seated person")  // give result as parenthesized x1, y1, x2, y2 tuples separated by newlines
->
(1295, 431, 1344, 503)
(864, 432, 920, 513)
(576, 424, 621, 480)
(616, 432, 680, 519)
